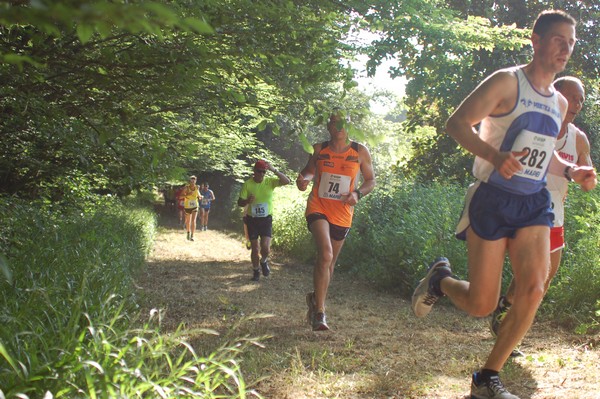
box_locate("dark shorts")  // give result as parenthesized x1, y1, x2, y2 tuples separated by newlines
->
(200, 206, 210, 211)
(184, 207, 198, 214)
(245, 215, 273, 240)
(457, 182, 553, 241)
(306, 213, 350, 241)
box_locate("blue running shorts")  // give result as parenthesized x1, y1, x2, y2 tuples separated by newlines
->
(456, 181, 553, 241)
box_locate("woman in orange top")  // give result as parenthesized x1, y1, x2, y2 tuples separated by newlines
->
(296, 110, 375, 331)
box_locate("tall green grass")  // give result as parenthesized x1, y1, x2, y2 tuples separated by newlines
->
(0, 196, 260, 398)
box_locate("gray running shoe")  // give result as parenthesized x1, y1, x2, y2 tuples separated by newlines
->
(251, 269, 260, 281)
(260, 259, 270, 277)
(411, 257, 452, 317)
(470, 372, 520, 399)
(306, 292, 316, 326)
(489, 296, 510, 338)
(312, 312, 329, 331)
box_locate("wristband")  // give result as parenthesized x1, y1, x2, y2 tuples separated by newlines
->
(354, 189, 363, 200)
(564, 166, 573, 182)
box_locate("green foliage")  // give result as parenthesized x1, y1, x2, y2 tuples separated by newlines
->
(543, 188, 600, 332)
(0, 0, 357, 199)
(363, 0, 600, 183)
(270, 185, 314, 262)
(0, 196, 260, 397)
(339, 179, 468, 294)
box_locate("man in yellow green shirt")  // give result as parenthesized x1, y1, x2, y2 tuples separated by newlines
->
(238, 160, 290, 281)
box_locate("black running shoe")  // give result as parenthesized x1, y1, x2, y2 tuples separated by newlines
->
(260, 259, 270, 277)
(489, 296, 511, 339)
(251, 269, 260, 281)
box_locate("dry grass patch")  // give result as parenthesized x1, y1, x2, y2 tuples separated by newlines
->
(136, 216, 600, 399)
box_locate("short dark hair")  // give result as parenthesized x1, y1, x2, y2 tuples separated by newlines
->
(532, 10, 576, 37)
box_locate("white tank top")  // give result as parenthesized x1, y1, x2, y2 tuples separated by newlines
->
(473, 67, 563, 195)
(546, 123, 579, 226)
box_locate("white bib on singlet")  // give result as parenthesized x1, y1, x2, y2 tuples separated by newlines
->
(318, 172, 351, 201)
(512, 129, 556, 181)
(250, 202, 269, 218)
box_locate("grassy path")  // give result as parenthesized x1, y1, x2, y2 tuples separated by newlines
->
(136, 217, 599, 399)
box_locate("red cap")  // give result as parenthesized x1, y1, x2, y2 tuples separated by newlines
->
(254, 160, 268, 170)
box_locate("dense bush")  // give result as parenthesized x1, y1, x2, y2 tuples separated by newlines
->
(270, 185, 314, 262)
(544, 188, 600, 331)
(340, 179, 470, 294)
(0, 196, 257, 398)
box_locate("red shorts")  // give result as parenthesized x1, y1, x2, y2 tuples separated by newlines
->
(550, 226, 564, 253)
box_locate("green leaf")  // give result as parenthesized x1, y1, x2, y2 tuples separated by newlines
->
(0, 254, 12, 286)
(182, 17, 215, 34)
(257, 119, 268, 131)
(76, 24, 94, 44)
(299, 132, 314, 154)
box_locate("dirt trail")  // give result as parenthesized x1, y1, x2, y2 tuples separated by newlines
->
(136, 216, 599, 399)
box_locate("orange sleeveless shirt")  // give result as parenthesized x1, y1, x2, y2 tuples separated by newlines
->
(306, 141, 361, 227)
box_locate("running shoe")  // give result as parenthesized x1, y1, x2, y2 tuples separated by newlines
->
(186, 232, 191, 241)
(312, 312, 329, 331)
(470, 372, 520, 399)
(489, 296, 510, 338)
(489, 297, 524, 357)
(260, 259, 270, 277)
(251, 269, 260, 281)
(245, 241, 252, 250)
(411, 257, 452, 318)
(306, 292, 316, 326)
(509, 348, 524, 358)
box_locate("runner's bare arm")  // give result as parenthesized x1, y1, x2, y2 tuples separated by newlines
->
(356, 144, 375, 196)
(297, 143, 321, 191)
(342, 144, 376, 206)
(446, 70, 527, 179)
(548, 150, 597, 192)
(576, 129, 593, 168)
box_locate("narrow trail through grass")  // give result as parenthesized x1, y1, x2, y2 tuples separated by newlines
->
(136, 213, 599, 399)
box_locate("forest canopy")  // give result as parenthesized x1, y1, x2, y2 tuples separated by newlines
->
(0, 0, 598, 200)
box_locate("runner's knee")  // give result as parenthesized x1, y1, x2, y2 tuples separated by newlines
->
(317, 248, 334, 265)
(513, 281, 545, 306)
(467, 299, 498, 318)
